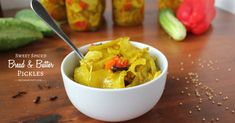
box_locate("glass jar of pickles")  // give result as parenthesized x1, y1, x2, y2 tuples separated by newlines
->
(158, 0, 182, 11)
(112, 0, 144, 26)
(40, 0, 67, 21)
(65, 0, 105, 31)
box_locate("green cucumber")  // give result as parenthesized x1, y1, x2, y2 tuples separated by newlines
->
(15, 9, 54, 36)
(0, 18, 43, 51)
(159, 9, 186, 41)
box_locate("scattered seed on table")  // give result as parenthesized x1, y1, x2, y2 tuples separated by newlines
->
(208, 96, 213, 100)
(223, 96, 229, 101)
(215, 78, 219, 81)
(187, 93, 191, 96)
(180, 62, 184, 65)
(33, 96, 41, 104)
(199, 100, 202, 104)
(212, 100, 215, 104)
(191, 61, 194, 64)
(219, 92, 223, 95)
(176, 78, 180, 81)
(232, 110, 235, 114)
(198, 59, 201, 62)
(228, 68, 232, 71)
(217, 102, 222, 106)
(202, 118, 206, 121)
(185, 87, 188, 90)
(171, 76, 175, 79)
(197, 108, 201, 111)
(216, 117, 219, 121)
(179, 102, 183, 106)
(181, 90, 185, 94)
(195, 90, 201, 97)
(185, 77, 188, 80)
(188, 54, 192, 57)
(49, 96, 58, 101)
(189, 110, 192, 115)
(225, 107, 229, 110)
(180, 68, 184, 71)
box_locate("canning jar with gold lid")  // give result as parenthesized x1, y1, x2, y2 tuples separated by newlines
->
(65, 0, 105, 31)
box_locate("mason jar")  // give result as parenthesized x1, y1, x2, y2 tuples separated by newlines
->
(65, 0, 105, 31)
(112, 0, 144, 26)
(40, 0, 67, 21)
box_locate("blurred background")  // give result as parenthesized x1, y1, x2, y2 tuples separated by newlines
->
(1, 0, 235, 15)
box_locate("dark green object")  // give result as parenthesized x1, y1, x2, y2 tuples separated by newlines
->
(159, 9, 186, 41)
(15, 9, 54, 36)
(0, 18, 43, 51)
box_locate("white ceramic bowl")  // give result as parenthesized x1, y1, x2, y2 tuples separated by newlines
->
(61, 41, 168, 122)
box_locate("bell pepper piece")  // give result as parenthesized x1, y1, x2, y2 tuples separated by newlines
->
(176, 0, 216, 35)
(79, 1, 88, 10)
(74, 21, 88, 30)
(124, 0, 132, 11)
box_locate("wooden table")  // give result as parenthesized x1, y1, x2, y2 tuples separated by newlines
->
(1, 0, 235, 122)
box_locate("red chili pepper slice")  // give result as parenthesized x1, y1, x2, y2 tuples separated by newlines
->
(74, 21, 88, 30)
(79, 1, 88, 10)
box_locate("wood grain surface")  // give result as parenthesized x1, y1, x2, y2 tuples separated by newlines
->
(1, 0, 235, 123)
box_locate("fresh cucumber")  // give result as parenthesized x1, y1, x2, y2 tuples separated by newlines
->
(0, 18, 43, 51)
(15, 9, 54, 36)
(159, 9, 186, 41)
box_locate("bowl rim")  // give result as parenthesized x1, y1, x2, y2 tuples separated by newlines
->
(61, 41, 168, 92)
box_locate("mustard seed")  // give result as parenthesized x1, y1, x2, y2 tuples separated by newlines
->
(211, 101, 215, 104)
(228, 68, 232, 71)
(232, 110, 235, 114)
(180, 62, 184, 65)
(225, 107, 229, 110)
(188, 54, 192, 57)
(217, 102, 222, 106)
(202, 118, 206, 121)
(179, 102, 183, 106)
(223, 96, 229, 101)
(197, 108, 201, 111)
(216, 117, 219, 121)
(189, 110, 192, 114)
(181, 90, 185, 94)
(208, 96, 213, 100)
